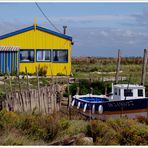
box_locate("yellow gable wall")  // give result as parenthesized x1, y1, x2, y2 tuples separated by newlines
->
(0, 29, 72, 75)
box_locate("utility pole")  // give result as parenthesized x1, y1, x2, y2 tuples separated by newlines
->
(141, 49, 148, 86)
(115, 49, 121, 84)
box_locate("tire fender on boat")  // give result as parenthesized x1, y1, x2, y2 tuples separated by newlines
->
(92, 104, 95, 114)
(98, 105, 103, 114)
(71, 99, 75, 106)
(83, 103, 87, 112)
(77, 102, 81, 109)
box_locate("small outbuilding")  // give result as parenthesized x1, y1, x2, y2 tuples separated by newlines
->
(0, 46, 19, 74)
(0, 20, 73, 76)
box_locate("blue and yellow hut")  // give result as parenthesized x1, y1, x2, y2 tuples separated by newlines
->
(0, 20, 73, 76)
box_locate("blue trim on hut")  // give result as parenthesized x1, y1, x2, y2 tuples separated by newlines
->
(0, 25, 72, 41)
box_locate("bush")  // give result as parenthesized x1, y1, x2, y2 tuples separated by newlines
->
(2, 110, 148, 145)
(87, 120, 118, 145)
(57, 119, 88, 139)
(38, 65, 48, 76)
(107, 118, 148, 145)
(0, 110, 18, 130)
(0, 72, 4, 76)
(136, 115, 147, 124)
(69, 80, 111, 96)
(57, 73, 66, 76)
(16, 113, 60, 141)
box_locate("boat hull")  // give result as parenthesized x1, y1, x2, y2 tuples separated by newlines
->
(71, 97, 148, 120)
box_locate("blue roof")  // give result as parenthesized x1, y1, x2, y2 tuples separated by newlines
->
(0, 25, 72, 41)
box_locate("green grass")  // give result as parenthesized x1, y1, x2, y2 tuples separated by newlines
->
(0, 109, 88, 145)
(0, 77, 53, 100)
(72, 63, 148, 85)
(0, 110, 148, 145)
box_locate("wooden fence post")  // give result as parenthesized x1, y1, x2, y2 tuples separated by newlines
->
(49, 64, 54, 113)
(141, 49, 148, 85)
(25, 67, 30, 90)
(64, 66, 70, 108)
(76, 87, 80, 95)
(25, 67, 32, 112)
(7, 67, 14, 111)
(115, 49, 121, 84)
(18, 72, 25, 112)
(3, 76, 8, 109)
(36, 66, 40, 112)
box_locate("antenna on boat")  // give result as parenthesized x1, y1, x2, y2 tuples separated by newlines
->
(141, 49, 148, 86)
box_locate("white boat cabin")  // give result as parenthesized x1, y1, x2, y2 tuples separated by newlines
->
(111, 84, 145, 100)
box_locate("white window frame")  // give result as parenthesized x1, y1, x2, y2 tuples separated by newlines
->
(36, 50, 51, 62)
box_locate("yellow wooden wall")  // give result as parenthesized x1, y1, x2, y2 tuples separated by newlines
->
(0, 29, 72, 75)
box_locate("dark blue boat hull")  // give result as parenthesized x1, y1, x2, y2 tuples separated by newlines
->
(72, 97, 148, 119)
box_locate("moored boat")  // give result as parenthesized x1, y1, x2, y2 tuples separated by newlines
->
(71, 83, 148, 120)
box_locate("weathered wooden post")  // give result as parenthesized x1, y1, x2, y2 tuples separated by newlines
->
(25, 67, 30, 90)
(42, 88, 47, 114)
(141, 49, 148, 85)
(3, 76, 8, 109)
(64, 66, 70, 108)
(36, 66, 40, 112)
(115, 49, 121, 84)
(64, 66, 72, 120)
(25, 67, 31, 112)
(49, 63, 54, 113)
(49, 63, 54, 84)
(7, 67, 12, 95)
(141, 49, 148, 123)
(18, 72, 25, 112)
(105, 86, 107, 95)
(90, 87, 93, 94)
(76, 86, 80, 95)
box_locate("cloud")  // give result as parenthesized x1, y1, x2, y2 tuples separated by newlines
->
(69, 27, 148, 57)
(0, 21, 147, 57)
(129, 9, 148, 28)
(0, 21, 30, 35)
(52, 14, 135, 24)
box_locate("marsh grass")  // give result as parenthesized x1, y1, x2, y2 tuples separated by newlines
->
(1, 110, 148, 145)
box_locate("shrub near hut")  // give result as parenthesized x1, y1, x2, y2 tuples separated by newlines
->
(69, 80, 111, 96)
(38, 65, 48, 76)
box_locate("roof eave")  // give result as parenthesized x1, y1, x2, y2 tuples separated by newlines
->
(0, 25, 72, 41)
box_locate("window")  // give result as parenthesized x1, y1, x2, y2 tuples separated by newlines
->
(114, 88, 117, 95)
(36, 50, 51, 62)
(20, 50, 34, 62)
(53, 50, 68, 62)
(124, 89, 133, 97)
(138, 89, 143, 97)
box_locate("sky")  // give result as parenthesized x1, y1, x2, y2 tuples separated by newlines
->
(0, 3, 148, 57)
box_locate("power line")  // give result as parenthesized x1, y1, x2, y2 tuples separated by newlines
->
(35, 2, 62, 33)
